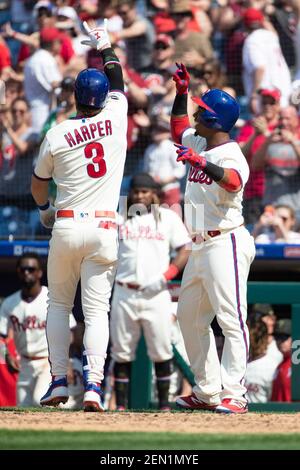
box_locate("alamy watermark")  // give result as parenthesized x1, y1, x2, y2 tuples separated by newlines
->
(0, 79, 6, 105)
(118, 196, 206, 250)
(292, 340, 300, 365)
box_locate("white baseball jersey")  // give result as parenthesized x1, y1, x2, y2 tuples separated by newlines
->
(267, 339, 283, 366)
(242, 28, 291, 106)
(34, 91, 128, 211)
(116, 207, 191, 285)
(0, 286, 48, 357)
(182, 129, 249, 234)
(245, 353, 279, 403)
(143, 139, 186, 192)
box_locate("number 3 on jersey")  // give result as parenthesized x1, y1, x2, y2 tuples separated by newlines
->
(84, 142, 107, 178)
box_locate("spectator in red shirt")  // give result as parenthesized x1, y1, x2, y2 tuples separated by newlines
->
(149, 0, 176, 34)
(236, 89, 280, 226)
(271, 319, 292, 402)
(0, 39, 11, 76)
(0, 36, 22, 83)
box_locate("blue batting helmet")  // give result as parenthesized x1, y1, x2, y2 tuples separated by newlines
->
(192, 89, 240, 132)
(74, 68, 109, 108)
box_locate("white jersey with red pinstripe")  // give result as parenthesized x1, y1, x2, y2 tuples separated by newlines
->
(182, 128, 249, 235)
(34, 91, 128, 211)
(34, 91, 128, 389)
(0, 286, 50, 406)
(0, 286, 48, 357)
(176, 130, 256, 407)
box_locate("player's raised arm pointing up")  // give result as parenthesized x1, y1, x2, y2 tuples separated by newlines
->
(31, 19, 128, 414)
(170, 63, 191, 145)
(81, 19, 124, 93)
(170, 63, 256, 415)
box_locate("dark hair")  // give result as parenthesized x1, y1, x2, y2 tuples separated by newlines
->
(61, 77, 75, 92)
(202, 58, 227, 89)
(16, 252, 42, 269)
(75, 100, 102, 116)
(274, 204, 295, 220)
(37, 6, 53, 17)
(11, 96, 29, 110)
(117, 0, 135, 9)
(248, 319, 268, 360)
(5, 79, 23, 93)
(40, 39, 55, 51)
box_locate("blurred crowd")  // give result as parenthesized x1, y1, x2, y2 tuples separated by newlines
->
(0, 0, 300, 242)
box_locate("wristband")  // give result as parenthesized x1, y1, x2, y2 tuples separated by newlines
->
(37, 201, 50, 211)
(163, 264, 180, 281)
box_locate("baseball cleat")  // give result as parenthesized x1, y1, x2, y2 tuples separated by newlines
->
(116, 406, 126, 412)
(83, 382, 105, 412)
(40, 376, 69, 407)
(159, 406, 171, 412)
(176, 393, 218, 411)
(216, 398, 248, 414)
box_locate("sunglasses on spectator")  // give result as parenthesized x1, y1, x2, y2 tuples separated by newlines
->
(154, 42, 169, 50)
(203, 69, 214, 76)
(12, 108, 26, 114)
(37, 8, 52, 18)
(19, 266, 38, 273)
(118, 9, 130, 16)
(262, 99, 276, 106)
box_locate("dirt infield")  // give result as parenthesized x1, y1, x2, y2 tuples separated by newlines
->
(1, 410, 300, 434)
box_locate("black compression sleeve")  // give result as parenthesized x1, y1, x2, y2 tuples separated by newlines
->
(101, 47, 124, 92)
(203, 161, 225, 182)
(171, 93, 188, 116)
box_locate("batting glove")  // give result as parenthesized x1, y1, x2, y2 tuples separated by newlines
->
(81, 19, 111, 51)
(174, 144, 207, 169)
(141, 274, 167, 297)
(173, 62, 190, 95)
(38, 201, 56, 229)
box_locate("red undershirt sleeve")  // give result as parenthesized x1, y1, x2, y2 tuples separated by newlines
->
(171, 115, 190, 144)
(219, 169, 242, 192)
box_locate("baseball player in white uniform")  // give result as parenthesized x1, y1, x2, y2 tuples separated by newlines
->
(0, 253, 51, 407)
(31, 20, 128, 412)
(110, 173, 190, 411)
(170, 63, 256, 414)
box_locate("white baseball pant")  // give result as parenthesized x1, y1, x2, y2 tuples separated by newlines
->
(17, 357, 51, 407)
(177, 226, 255, 405)
(110, 284, 173, 363)
(46, 217, 118, 384)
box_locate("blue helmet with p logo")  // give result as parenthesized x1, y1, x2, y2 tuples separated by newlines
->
(74, 68, 109, 109)
(192, 89, 240, 132)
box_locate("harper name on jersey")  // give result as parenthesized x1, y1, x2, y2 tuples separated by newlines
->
(64, 120, 112, 148)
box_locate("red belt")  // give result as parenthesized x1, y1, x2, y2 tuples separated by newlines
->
(56, 210, 115, 219)
(116, 280, 141, 290)
(192, 230, 221, 243)
(22, 355, 48, 361)
(192, 224, 244, 243)
(99, 221, 117, 230)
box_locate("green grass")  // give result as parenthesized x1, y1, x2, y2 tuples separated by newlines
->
(0, 430, 300, 450)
